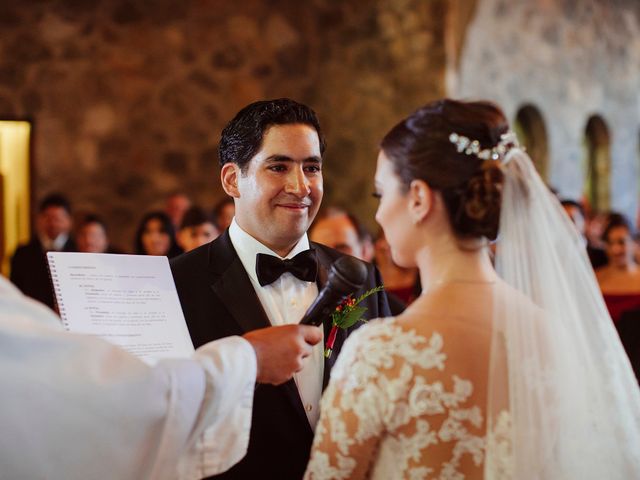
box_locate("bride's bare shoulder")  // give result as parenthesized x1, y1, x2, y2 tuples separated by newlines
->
(392, 279, 543, 333)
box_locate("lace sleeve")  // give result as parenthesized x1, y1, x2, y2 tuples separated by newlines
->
(305, 319, 488, 480)
(306, 318, 455, 479)
(305, 320, 393, 479)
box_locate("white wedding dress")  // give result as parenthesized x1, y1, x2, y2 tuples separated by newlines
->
(305, 291, 510, 480)
(305, 321, 488, 479)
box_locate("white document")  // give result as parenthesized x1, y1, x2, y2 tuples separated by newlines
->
(47, 252, 194, 364)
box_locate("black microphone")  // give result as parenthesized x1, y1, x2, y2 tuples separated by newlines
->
(300, 256, 368, 326)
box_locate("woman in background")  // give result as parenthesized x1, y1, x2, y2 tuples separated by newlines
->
(176, 206, 220, 253)
(596, 214, 640, 322)
(134, 211, 182, 258)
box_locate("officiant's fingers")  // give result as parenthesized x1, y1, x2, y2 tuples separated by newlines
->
(243, 325, 323, 384)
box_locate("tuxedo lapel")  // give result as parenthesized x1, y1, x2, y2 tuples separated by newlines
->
(315, 247, 329, 290)
(208, 231, 271, 333)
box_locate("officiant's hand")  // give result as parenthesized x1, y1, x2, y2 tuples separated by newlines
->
(243, 325, 323, 385)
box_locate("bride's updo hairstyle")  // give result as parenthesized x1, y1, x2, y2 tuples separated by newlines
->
(380, 99, 509, 241)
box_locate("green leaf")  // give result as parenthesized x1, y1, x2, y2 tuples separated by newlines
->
(354, 285, 385, 306)
(336, 306, 367, 329)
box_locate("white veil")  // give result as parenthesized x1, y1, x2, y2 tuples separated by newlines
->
(485, 147, 640, 478)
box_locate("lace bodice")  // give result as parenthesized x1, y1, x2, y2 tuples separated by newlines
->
(305, 317, 498, 480)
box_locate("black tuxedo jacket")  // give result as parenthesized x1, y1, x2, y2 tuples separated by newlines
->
(170, 231, 391, 480)
(10, 237, 76, 310)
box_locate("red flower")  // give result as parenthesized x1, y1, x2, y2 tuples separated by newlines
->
(325, 286, 384, 358)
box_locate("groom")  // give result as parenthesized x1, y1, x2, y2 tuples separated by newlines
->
(171, 98, 390, 479)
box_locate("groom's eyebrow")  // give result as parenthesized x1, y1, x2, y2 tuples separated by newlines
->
(265, 155, 322, 164)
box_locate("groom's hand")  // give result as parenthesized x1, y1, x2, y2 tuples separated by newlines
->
(243, 325, 323, 385)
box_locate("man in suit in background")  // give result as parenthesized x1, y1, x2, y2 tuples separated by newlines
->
(310, 207, 375, 262)
(10, 193, 76, 309)
(171, 98, 390, 479)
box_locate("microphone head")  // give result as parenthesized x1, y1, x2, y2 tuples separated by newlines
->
(329, 256, 368, 293)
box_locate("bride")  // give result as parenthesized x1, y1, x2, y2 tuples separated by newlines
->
(305, 99, 640, 479)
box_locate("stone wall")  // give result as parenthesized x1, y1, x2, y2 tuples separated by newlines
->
(7, 0, 637, 247)
(0, 0, 447, 249)
(452, 0, 640, 219)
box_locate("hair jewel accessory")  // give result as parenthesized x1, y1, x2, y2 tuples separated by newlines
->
(449, 131, 520, 163)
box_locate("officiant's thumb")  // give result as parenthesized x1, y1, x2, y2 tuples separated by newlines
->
(300, 325, 323, 346)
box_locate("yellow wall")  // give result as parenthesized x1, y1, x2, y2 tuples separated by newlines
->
(0, 121, 31, 276)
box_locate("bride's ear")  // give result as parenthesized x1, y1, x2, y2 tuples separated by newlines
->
(408, 179, 433, 224)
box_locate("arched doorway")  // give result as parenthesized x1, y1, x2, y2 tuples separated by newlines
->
(513, 105, 549, 181)
(583, 115, 611, 213)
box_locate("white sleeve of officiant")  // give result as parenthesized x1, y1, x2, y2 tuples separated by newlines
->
(175, 336, 256, 480)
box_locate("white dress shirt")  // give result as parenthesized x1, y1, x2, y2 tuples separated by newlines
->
(0, 274, 256, 480)
(229, 218, 324, 428)
(39, 232, 69, 251)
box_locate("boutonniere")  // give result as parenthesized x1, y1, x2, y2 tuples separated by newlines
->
(324, 285, 385, 358)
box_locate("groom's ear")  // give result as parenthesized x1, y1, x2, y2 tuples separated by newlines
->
(408, 179, 433, 224)
(221, 163, 241, 198)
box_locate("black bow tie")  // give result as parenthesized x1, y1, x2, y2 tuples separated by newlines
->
(255, 250, 318, 287)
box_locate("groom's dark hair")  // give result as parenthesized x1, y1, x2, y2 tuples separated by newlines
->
(219, 98, 326, 172)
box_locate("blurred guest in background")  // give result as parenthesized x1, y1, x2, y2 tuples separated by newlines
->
(10, 193, 76, 309)
(374, 229, 420, 314)
(596, 214, 640, 322)
(164, 192, 192, 231)
(635, 231, 640, 266)
(586, 210, 609, 251)
(76, 214, 121, 254)
(347, 211, 375, 263)
(134, 211, 182, 258)
(309, 207, 372, 261)
(176, 206, 220, 253)
(212, 196, 235, 231)
(561, 199, 607, 269)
